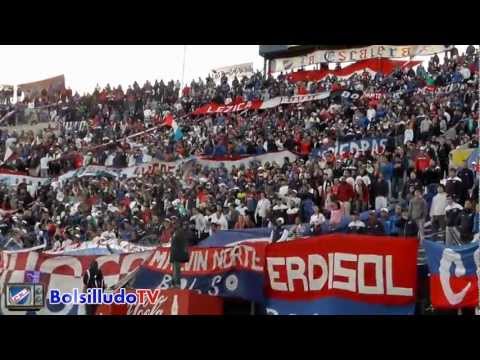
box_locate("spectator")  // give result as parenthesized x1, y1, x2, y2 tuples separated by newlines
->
(336, 176, 354, 216)
(445, 195, 463, 246)
(430, 184, 447, 240)
(270, 217, 289, 243)
(396, 209, 419, 237)
(408, 189, 428, 241)
(329, 201, 343, 230)
(444, 168, 464, 203)
(373, 173, 389, 211)
(366, 211, 385, 235)
(290, 216, 308, 238)
(458, 200, 475, 244)
(347, 211, 366, 233)
(255, 192, 271, 227)
(209, 206, 228, 235)
(309, 206, 325, 235)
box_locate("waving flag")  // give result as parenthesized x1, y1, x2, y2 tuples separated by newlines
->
(424, 240, 480, 309)
(163, 114, 183, 141)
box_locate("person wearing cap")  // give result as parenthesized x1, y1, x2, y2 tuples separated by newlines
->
(445, 195, 463, 246)
(270, 217, 289, 243)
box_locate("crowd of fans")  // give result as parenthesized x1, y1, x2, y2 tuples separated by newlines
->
(0, 45, 479, 252)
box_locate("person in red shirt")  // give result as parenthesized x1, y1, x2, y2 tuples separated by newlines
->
(336, 177, 354, 216)
(415, 147, 431, 183)
(299, 137, 311, 157)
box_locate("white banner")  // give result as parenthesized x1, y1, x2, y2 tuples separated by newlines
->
(269, 45, 451, 73)
(0, 170, 49, 187)
(45, 238, 156, 255)
(260, 91, 331, 109)
(195, 150, 298, 171)
(212, 62, 254, 81)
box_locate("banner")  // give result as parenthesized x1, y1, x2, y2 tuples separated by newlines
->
(44, 238, 156, 256)
(0, 250, 153, 315)
(285, 59, 421, 83)
(196, 150, 298, 171)
(212, 62, 254, 82)
(260, 91, 331, 109)
(311, 138, 388, 158)
(269, 45, 450, 72)
(118, 158, 191, 178)
(0, 168, 49, 187)
(198, 228, 272, 248)
(18, 75, 65, 98)
(131, 243, 267, 302)
(192, 100, 263, 115)
(424, 240, 479, 309)
(264, 234, 418, 315)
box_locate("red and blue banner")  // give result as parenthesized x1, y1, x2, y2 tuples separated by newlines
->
(264, 234, 418, 315)
(131, 244, 267, 302)
(424, 240, 480, 309)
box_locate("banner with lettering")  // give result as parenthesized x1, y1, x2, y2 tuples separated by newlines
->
(0, 250, 153, 315)
(260, 91, 331, 109)
(286, 59, 421, 83)
(269, 45, 451, 72)
(131, 244, 267, 302)
(191, 100, 263, 115)
(424, 240, 479, 309)
(264, 234, 418, 315)
(311, 137, 388, 158)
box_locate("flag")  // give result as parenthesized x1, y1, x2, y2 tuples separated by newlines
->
(3, 147, 13, 163)
(163, 114, 183, 141)
(424, 240, 479, 309)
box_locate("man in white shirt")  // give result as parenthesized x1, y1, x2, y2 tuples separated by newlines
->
(40, 153, 52, 177)
(255, 192, 271, 227)
(348, 212, 366, 233)
(309, 206, 326, 234)
(190, 207, 207, 240)
(430, 184, 447, 240)
(209, 206, 228, 235)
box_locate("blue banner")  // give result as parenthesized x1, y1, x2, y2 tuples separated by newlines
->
(311, 137, 388, 158)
